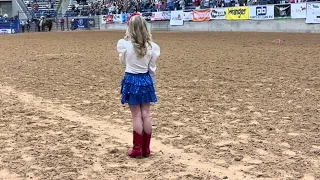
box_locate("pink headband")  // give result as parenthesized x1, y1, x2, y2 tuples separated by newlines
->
(127, 12, 140, 25)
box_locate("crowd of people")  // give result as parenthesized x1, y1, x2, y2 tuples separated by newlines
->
(66, 0, 309, 17)
(67, 0, 194, 16)
(67, 0, 135, 16)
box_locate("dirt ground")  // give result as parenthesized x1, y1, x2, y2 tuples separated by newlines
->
(0, 31, 319, 180)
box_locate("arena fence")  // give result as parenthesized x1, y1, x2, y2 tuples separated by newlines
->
(0, 20, 20, 34)
(150, 21, 170, 31)
(3, 2, 320, 34)
(53, 14, 100, 32)
(99, 2, 320, 31)
(13, 12, 100, 33)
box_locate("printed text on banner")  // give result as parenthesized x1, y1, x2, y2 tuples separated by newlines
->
(210, 8, 226, 19)
(151, 11, 170, 21)
(170, 11, 184, 25)
(113, 14, 122, 23)
(121, 13, 129, 24)
(274, 4, 291, 19)
(226, 6, 249, 20)
(101, 15, 114, 24)
(183, 11, 193, 21)
(249, 5, 274, 20)
(0, 29, 12, 34)
(193, 9, 211, 22)
(306, 3, 320, 23)
(291, 3, 306, 19)
(74, 18, 89, 29)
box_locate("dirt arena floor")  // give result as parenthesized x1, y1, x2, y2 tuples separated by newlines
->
(0, 31, 319, 180)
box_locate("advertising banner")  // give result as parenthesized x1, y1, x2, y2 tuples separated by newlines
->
(306, 3, 320, 23)
(113, 14, 122, 23)
(183, 11, 193, 21)
(0, 29, 12, 34)
(210, 8, 226, 19)
(170, 11, 184, 25)
(74, 18, 89, 29)
(122, 13, 129, 24)
(249, 5, 274, 20)
(142, 12, 152, 21)
(101, 15, 114, 24)
(0, 20, 19, 33)
(151, 11, 170, 21)
(226, 6, 249, 20)
(193, 9, 211, 22)
(274, 4, 291, 19)
(291, 3, 306, 19)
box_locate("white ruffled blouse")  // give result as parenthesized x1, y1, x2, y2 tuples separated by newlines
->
(117, 39, 160, 83)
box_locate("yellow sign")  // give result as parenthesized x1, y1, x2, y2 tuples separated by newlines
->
(226, 7, 249, 20)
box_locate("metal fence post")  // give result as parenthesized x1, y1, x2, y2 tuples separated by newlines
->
(56, 16, 58, 31)
(66, 16, 69, 31)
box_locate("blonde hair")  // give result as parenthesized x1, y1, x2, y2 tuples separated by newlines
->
(125, 15, 153, 59)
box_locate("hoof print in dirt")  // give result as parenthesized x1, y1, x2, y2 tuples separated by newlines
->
(109, 148, 119, 154)
(234, 155, 244, 161)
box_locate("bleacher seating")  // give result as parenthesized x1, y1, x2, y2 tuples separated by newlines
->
(64, 0, 201, 16)
(23, 0, 60, 18)
(62, 0, 301, 18)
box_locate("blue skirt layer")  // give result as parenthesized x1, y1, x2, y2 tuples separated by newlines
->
(120, 72, 157, 105)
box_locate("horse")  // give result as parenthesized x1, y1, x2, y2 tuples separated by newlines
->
(40, 18, 55, 32)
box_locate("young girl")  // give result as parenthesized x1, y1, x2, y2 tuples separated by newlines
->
(117, 15, 160, 158)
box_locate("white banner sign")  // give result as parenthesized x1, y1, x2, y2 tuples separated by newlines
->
(113, 14, 122, 23)
(291, 3, 306, 19)
(170, 11, 184, 25)
(249, 5, 274, 20)
(0, 29, 12, 34)
(210, 8, 226, 19)
(183, 11, 193, 21)
(151, 11, 170, 21)
(306, 3, 320, 23)
(100, 15, 114, 24)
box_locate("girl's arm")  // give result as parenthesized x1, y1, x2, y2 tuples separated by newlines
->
(149, 43, 161, 85)
(117, 39, 127, 65)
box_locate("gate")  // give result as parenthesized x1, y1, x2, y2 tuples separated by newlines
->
(16, 11, 100, 32)
(51, 14, 100, 32)
(150, 21, 169, 31)
(0, 19, 20, 34)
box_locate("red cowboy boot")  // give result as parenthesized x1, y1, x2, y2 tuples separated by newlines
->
(128, 131, 143, 158)
(142, 133, 152, 157)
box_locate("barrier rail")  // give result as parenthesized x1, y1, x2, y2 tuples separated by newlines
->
(0, 20, 20, 34)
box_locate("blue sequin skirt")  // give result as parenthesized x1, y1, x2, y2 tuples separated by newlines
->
(120, 72, 157, 105)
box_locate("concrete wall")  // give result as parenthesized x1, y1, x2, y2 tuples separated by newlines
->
(0, 1, 12, 17)
(13, 0, 28, 19)
(0, 0, 27, 19)
(100, 19, 320, 33)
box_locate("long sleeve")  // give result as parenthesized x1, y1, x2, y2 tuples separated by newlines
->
(149, 42, 160, 84)
(117, 39, 127, 65)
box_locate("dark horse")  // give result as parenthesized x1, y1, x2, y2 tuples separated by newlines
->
(31, 18, 54, 32)
(40, 18, 55, 32)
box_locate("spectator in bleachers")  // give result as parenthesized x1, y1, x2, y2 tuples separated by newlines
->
(157, 1, 162, 11)
(168, 0, 174, 10)
(224, 0, 231, 7)
(194, 0, 200, 8)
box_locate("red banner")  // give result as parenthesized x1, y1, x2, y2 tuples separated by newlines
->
(192, 9, 211, 22)
(102, 15, 114, 24)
